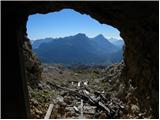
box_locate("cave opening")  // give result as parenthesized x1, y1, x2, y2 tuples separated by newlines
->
(2, 2, 158, 119)
(25, 8, 126, 119)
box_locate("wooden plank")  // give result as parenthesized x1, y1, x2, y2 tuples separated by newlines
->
(44, 104, 54, 119)
(73, 106, 79, 113)
(98, 101, 110, 113)
(80, 99, 84, 119)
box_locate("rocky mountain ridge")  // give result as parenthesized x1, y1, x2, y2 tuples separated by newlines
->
(32, 33, 124, 65)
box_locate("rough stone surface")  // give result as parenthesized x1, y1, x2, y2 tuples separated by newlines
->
(3, 1, 158, 118)
(22, 35, 43, 87)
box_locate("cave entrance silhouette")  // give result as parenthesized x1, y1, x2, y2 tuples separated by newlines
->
(2, 2, 158, 119)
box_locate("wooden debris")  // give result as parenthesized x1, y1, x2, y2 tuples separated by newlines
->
(44, 104, 54, 119)
(83, 90, 90, 95)
(71, 82, 74, 86)
(73, 106, 79, 113)
(98, 101, 110, 113)
(80, 99, 84, 119)
(78, 81, 81, 87)
(83, 81, 88, 86)
(47, 80, 124, 118)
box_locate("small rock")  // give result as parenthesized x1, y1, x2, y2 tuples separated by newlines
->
(57, 101, 66, 107)
(138, 113, 143, 118)
(46, 85, 51, 89)
(36, 114, 40, 118)
(131, 104, 140, 114)
(31, 99, 38, 106)
(120, 105, 125, 109)
(99, 112, 107, 119)
(94, 112, 100, 118)
(74, 73, 78, 76)
(35, 108, 43, 115)
(57, 106, 66, 116)
(59, 71, 63, 74)
(64, 96, 72, 105)
(65, 111, 72, 118)
(84, 81, 88, 86)
(146, 96, 150, 100)
(56, 96, 64, 102)
(119, 110, 123, 116)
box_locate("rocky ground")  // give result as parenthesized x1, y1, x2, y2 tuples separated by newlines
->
(27, 61, 152, 119)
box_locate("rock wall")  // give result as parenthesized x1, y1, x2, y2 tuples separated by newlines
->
(22, 35, 43, 88)
(2, 1, 158, 118)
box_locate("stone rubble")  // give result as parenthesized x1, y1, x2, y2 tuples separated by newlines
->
(28, 61, 153, 119)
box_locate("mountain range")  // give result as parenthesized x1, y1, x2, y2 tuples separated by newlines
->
(108, 38, 124, 49)
(31, 33, 124, 65)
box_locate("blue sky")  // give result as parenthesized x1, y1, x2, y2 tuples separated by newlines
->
(27, 9, 122, 40)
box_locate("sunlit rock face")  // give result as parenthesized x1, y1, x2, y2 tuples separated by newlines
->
(4, 1, 158, 118)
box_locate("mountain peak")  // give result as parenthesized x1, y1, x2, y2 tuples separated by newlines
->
(94, 34, 106, 39)
(75, 33, 87, 37)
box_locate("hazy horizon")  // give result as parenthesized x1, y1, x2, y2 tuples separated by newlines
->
(30, 33, 123, 41)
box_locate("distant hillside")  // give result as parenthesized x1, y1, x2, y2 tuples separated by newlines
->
(32, 38, 53, 49)
(108, 38, 124, 49)
(32, 33, 124, 65)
